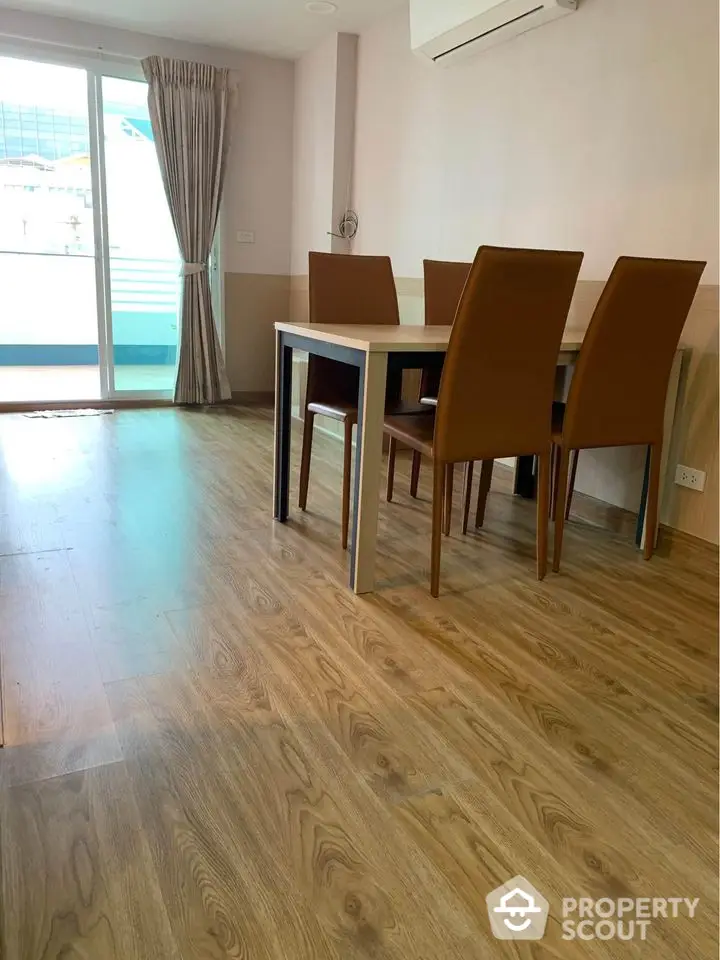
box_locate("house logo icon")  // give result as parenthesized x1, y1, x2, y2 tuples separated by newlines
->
(486, 876, 549, 940)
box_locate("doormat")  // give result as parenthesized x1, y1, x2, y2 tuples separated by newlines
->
(23, 409, 115, 418)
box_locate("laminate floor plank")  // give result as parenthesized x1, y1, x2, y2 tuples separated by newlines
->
(106, 672, 343, 960)
(517, 581, 718, 714)
(351, 595, 717, 873)
(109, 667, 481, 960)
(394, 779, 713, 960)
(0, 407, 716, 960)
(447, 780, 716, 960)
(406, 683, 716, 891)
(393, 784, 627, 960)
(204, 561, 475, 803)
(0, 761, 180, 960)
(0, 550, 121, 786)
(161, 604, 484, 957)
(371, 584, 718, 834)
(458, 580, 717, 760)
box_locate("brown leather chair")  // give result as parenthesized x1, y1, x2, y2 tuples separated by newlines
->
(299, 252, 426, 548)
(420, 258, 474, 396)
(384, 245, 584, 596)
(551, 255, 706, 571)
(386, 259, 472, 506)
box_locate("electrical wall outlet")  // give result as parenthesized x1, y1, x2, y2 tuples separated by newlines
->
(674, 464, 706, 492)
(236, 230, 255, 243)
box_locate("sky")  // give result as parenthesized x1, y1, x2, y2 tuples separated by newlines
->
(0, 55, 147, 112)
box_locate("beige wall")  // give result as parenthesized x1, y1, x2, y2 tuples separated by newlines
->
(665, 288, 719, 543)
(344, 0, 718, 543)
(3, 9, 295, 395)
(225, 273, 291, 394)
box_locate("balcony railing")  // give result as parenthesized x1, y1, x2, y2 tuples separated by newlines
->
(0, 250, 180, 365)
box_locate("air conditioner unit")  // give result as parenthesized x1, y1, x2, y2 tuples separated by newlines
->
(410, 0, 578, 65)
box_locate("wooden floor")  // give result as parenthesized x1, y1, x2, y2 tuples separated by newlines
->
(0, 406, 717, 959)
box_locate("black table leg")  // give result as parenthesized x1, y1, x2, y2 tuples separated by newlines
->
(514, 455, 537, 499)
(273, 334, 292, 521)
(635, 444, 651, 547)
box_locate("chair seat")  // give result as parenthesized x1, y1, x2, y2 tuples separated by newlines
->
(551, 400, 566, 440)
(390, 401, 436, 417)
(384, 412, 435, 456)
(308, 399, 434, 423)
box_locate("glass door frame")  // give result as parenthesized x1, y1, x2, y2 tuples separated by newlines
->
(0, 38, 226, 403)
(87, 69, 115, 398)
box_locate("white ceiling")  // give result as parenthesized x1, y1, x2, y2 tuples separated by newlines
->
(1, 0, 406, 58)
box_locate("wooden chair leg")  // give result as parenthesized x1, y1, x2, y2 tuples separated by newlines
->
(550, 444, 558, 520)
(644, 443, 661, 560)
(386, 436, 397, 502)
(475, 459, 494, 528)
(552, 446, 571, 572)
(298, 410, 315, 510)
(341, 419, 353, 550)
(536, 449, 551, 580)
(461, 461, 474, 535)
(431, 459, 445, 597)
(410, 451, 421, 498)
(565, 449, 579, 521)
(443, 463, 454, 536)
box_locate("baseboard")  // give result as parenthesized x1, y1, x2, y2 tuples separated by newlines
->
(657, 523, 719, 553)
(0, 398, 174, 413)
(230, 391, 274, 405)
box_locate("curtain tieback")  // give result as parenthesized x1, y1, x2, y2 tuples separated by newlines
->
(181, 262, 207, 277)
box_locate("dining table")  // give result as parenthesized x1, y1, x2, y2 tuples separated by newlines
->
(273, 321, 682, 594)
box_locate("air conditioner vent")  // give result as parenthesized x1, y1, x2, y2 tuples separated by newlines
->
(411, 0, 578, 66)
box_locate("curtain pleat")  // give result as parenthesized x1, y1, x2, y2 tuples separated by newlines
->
(142, 55, 232, 404)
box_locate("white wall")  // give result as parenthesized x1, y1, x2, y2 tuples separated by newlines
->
(330, 33, 358, 255)
(352, 0, 719, 282)
(290, 32, 359, 276)
(222, 60, 294, 277)
(290, 34, 339, 275)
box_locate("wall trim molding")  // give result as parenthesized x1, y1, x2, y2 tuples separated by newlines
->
(230, 391, 274, 405)
(0, 398, 173, 413)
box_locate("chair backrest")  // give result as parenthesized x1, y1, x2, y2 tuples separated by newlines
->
(423, 259, 473, 326)
(562, 256, 706, 449)
(306, 252, 400, 406)
(420, 259, 473, 400)
(434, 245, 584, 463)
(308, 252, 400, 327)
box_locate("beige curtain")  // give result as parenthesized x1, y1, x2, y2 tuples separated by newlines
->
(142, 55, 232, 404)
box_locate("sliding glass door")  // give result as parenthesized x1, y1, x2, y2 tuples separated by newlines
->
(0, 50, 182, 403)
(0, 56, 101, 402)
(100, 76, 180, 394)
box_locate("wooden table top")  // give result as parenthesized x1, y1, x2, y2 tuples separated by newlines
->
(275, 321, 586, 355)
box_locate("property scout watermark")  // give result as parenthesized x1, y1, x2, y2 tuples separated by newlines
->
(561, 894, 700, 941)
(486, 876, 700, 942)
